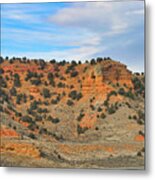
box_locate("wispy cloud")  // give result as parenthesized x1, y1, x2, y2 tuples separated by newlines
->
(1, 1, 144, 72)
(1, 4, 41, 24)
(49, 1, 143, 35)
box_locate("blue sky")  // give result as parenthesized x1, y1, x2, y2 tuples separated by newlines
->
(1, 1, 144, 72)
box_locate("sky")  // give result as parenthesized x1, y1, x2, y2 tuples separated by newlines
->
(1, 1, 144, 72)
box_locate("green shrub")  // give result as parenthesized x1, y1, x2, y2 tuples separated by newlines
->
(35, 115, 42, 121)
(57, 82, 66, 88)
(1, 93, 9, 103)
(51, 118, 60, 124)
(77, 113, 85, 121)
(103, 100, 109, 107)
(23, 94, 27, 103)
(48, 72, 54, 79)
(37, 108, 48, 114)
(0, 68, 4, 74)
(100, 113, 106, 119)
(21, 115, 33, 123)
(28, 123, 38, 130)
(90, 59, 96, 65)
(133, 115, 137, 120)
(48, 116, 60, 124)
(15, 111, 22, 117)
(30, 100, 38, 111)
(16, 94, 22, 104)
(14, 73, 21, 87)
(137, 119, 144, 125)
(0, 56, 4, 64)
(125, 102, 131, 108)
(50, 59, 56, 64)
(97, 107, 102, 112)
(125, 90, 134, 99)
(30, 79, 41, 86)
(5, 75, 9, 81)
(7, 104, 15, 112)
(70, 71, 78, 77)
(26, 71, 37, 80)
(95, 127, 99, 131)
(0, 76, 7, 88)
(107, 91, 117, 99)
(51, 99, 58, 104)
(59, 60, 66, 66)
(107, 105, 116, 114)
(132, 77, 144, 93)
(10, 87, 17, 96)
(118, 88, 125, 95)
(90, 104, 95, 111)
(68, 90, 83, 101)
(65, 64, 75, 74)
(29, 95, 34, 100)
(39, 128, 47, 135)
(70, 85, 74, 89)
(71, 60, 77, 66)
(47, 115, 53, 121)
(0, 105, 3, 112)
(77, 125, 88, 134)
(96, 57, 103, 63)
(76, 92, 83, 100)
(138, 110, 145, 121)
(42, 88, 51, 98)
(28, 133, 36, 139)
(67, 99, 74, 106)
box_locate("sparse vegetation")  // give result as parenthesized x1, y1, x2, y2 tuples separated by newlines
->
(10, 87, 17, 96)
(28, 133, 36, 139)
(77, 113, 85, 121)
(67, 99, 74, 106)
(57, 82, 66, 88)
(97, 107, 102, 112)
(0, 76, 7, 88)
(107, 104, 116, 114)
(132, 76, 145, 97)
(14, 73, 21, 87)
(68, 90, 83, 101)
(47, 115, 60, 124)
(21, 115, 33, 123)
(77, 125, 88, 134)
(0, 57, 144, 169)
(47, 72, 55, 87)
(70, 71, 79, 77)
(100, 113, 106, 119)
(30, 79, 41, 86)
(42, 88, 51, 98)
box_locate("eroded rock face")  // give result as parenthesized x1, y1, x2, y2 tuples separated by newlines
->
(0, 126, 19, 138)
(101, 60, 132, 83)
(82, 60, 132, 94)
(0, 58, 144, 168)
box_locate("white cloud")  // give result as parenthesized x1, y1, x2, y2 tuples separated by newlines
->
(126, 9, 144, 15)
(2, 26, 101, 49)
(49, 1, 144, 36)
(49, 2, 117, 32)
(1, 4, 43, 24)
(1, 1, 144, 72)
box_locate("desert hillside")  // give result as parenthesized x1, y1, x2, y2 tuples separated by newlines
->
(0, 56, 145, 169)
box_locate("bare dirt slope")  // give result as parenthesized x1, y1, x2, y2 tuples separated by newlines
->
(0, 57, 145, 169)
